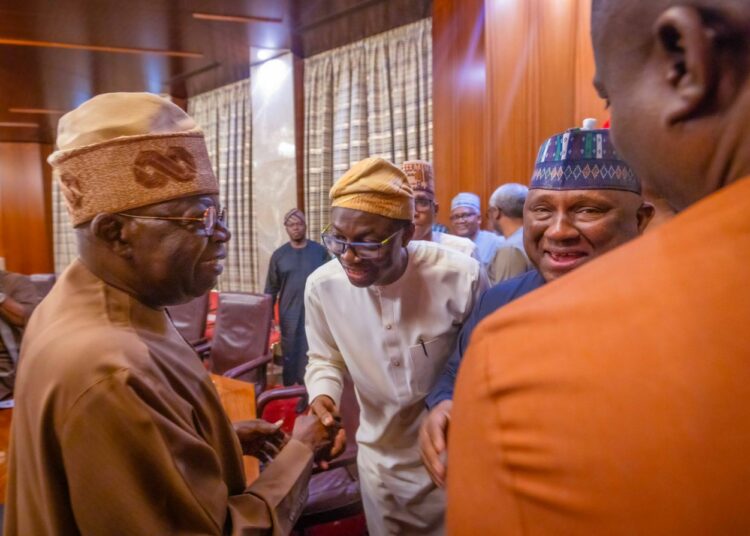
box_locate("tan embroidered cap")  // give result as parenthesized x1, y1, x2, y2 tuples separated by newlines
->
(48, 92, 219, 226)
(330, 157, 414, 221)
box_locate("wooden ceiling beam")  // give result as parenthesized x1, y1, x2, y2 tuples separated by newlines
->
(0, 122, 39, 128)
(192, 12, 283, 24)
(0, 37, 203, 58)
(9, 108, 65, 115)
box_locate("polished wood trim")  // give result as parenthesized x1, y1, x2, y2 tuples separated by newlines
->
(193, 12, 283, 24)
(0, 122, 38, 128)
(0, 37, 203, 58)
(163, 62, 222, 84)
(211, 374, 260, 485)
(8, 108, 65, 115)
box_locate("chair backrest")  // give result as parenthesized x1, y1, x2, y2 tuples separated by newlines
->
(166, 292, 210, 345)
(209, 292, 273, 377)
(29, 273, 56, 298)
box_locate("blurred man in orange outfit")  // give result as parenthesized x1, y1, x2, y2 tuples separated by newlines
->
(448, 0, 750, 533)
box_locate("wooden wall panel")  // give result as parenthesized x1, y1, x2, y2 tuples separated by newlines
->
(0, 143, 53, 274)
(432, 0, 488, 226)
(433, 0, 607, 225)
(574, 0, 609, 126)
(485, 0, 606, 188)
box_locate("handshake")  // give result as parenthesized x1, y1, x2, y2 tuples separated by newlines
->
(234, 394, 346, 468)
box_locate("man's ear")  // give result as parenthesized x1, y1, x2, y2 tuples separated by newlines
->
(90, 213, 133, 258)
(433, 201, 439, 215)
(402, 222, 416, 246)
(655, 6, 717, 125)
(636, 202, 657, 234)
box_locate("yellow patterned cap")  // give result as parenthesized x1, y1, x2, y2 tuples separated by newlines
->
(330, 157, 414, 220)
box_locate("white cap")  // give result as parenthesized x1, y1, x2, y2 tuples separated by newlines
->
(582, 117, 598, 130)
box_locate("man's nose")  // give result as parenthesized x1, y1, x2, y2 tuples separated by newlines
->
(211, 219, 231, 243)
(544, 213, 579, 242)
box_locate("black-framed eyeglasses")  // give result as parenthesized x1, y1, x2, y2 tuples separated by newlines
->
(119, 206, 227, 236)
(414, 198, 435, 212)
(321, 224, 403, 260)
(449, 211, 478, 222)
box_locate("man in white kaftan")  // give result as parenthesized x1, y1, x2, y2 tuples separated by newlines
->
(305, 157, 486, 535)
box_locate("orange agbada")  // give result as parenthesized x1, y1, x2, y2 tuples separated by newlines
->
(447, 177, 750, 534)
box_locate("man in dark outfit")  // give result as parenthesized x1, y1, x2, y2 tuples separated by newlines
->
(419, 123, 655, 487)
(0, 269, 41, 400)
(265, 209, 329, 387)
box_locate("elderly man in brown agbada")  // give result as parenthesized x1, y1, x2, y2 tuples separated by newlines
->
(448, 0, 750, 534)
(5, 93, 333, 536)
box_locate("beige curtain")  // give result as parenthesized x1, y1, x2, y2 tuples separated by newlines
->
(188, 79, 258, 292)
(52, 176, 77, 274)
(304, 18, 433, 239)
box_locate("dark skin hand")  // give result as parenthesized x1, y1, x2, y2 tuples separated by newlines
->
(309, 395, 347, 469)
(233, 419, 288, 463)
(0, 295, 30, 327)
(419, 400, 452, 487)
(291, 413, 344, 465)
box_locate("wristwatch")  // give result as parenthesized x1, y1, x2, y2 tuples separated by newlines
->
(0, 292, 6, 305)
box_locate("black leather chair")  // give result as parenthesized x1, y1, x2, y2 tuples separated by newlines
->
(207, 292, 274, 395)
(166, 292, 211, 357)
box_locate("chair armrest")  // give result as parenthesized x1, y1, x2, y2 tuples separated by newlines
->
(192, 338, 211, 360)
(223, 352, 273, 379)
(312, 450, 357, 474)
(256, 385, 308, 416)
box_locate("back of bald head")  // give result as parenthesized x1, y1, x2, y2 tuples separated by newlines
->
(592, 0, 750, 56)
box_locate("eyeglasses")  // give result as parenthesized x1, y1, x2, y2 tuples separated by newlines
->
(450, 211, 478, 222)
(414, 198, 435, 212)
(321, 224, 404, 259)
(118, 206, 227, 236)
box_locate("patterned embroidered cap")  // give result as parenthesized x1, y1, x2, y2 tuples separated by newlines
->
(530, 120, 641, 194)
(401, 160, 435, 194)
(48, 92, 219, 226)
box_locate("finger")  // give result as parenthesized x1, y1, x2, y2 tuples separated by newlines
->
(329, 428, 346, 458)
(427, 414, 448, 454)
(419, 422, 445, 486)
(268, 434, 286, 448)
(419, 446, 442, 487)
(313, 406, 335, 427)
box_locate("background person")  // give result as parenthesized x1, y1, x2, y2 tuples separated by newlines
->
(265, 208, 328, 389)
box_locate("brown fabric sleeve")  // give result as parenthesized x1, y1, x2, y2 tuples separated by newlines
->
(229, 440, 313, 535)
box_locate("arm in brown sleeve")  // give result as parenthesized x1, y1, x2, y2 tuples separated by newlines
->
(228, 440, 313, 535)
(61, 370, 312, 536)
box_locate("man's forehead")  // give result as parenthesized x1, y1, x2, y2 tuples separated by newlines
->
(527, 188, 635, 203)
(451, 206, 478, 214)
(140, 194, 216, 214)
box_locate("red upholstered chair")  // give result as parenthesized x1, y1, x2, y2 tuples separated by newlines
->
(166, 292, 211, 357)
(207, 292, 274, 395)
(256, 376, 363, 532)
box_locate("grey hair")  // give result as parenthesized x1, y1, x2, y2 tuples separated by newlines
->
(489, 183, 528, 219)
